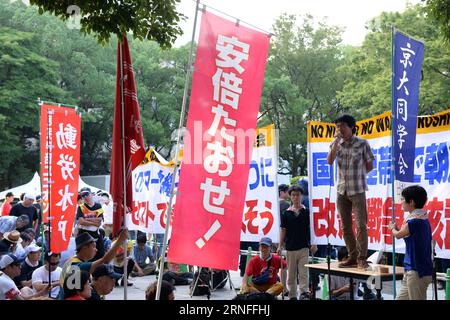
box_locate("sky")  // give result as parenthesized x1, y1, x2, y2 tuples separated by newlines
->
(175, 0, 421, 47)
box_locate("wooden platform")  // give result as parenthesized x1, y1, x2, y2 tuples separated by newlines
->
(305, 262, 404, 300)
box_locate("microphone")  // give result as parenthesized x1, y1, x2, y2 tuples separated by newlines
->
(331, 133, 342, 148)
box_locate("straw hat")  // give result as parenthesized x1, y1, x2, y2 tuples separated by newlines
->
(3, 230, 22, 244)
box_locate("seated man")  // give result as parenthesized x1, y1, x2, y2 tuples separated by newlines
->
(112, 241, 135, 286)
(14, 243, 41, 289)
(31, 252, 62, 299)
(329, 246, 359, 300)
(160, 257, 193, 286)
(0, 254, 48, 300)
(131, 233, 156, 277)
(241, 237, 285, 297)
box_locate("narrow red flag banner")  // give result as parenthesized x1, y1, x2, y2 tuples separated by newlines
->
(168, 11, 270, 270)
(110, 36, 146, 237)
(40, 104, 81, 253)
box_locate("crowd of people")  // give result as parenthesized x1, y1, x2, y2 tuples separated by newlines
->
(0, 188, 169, 300)
(0, 114, 449, 301)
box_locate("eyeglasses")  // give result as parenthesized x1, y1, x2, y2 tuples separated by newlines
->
(50, 261, 60, 266)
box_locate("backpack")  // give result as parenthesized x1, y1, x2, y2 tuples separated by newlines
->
(252, 258, 271, 285)
(190, 268, 211, 296)
(212, 270, 227, 289)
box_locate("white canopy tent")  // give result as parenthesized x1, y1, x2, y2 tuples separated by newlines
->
(0, 172, 103, 200)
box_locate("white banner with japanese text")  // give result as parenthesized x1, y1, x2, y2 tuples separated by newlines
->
(129, 125, 280, 244)
(241, 124, 280, 242)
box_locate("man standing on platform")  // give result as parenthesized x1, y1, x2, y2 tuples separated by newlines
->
(327, 115, 374, 270)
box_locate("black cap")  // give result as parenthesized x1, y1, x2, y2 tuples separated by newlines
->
(75, 232, 97, 250)
(79, 187, 92, 198)
(92, 264, 122, 280)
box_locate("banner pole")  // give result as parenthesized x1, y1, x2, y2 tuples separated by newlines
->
(273, 126, 285, 300)
(119, 39, 128, 300)
(390, 25, 397, 299)
(46, 105, 52, 298)
(155, 0, 201, 300)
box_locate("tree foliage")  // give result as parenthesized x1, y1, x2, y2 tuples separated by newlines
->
(337, 4, 450, 118)
(0, 1, 187, 189)
(260, 14, 345, 176)
(29, 0, 185, 46)
(422, 0, 450, 43)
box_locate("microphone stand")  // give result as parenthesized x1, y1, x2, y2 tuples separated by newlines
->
(326, 181, 332, 301)
(326, 136, 339, 300)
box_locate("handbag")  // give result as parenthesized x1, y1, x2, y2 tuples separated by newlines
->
(252, 258, 271, 285)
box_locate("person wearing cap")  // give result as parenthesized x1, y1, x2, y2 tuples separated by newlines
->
(241, 237, 286, 297)
(112, 240, 135, 286)
(277, 185, 317, 300)
(0, 215, 30, 241)
(31, 252, 62, 299)
(9, 193, 38, 232)
(1, 192, 14, 216)
(0, 230, 23, 256)
(0, 253, 48, 300)
(59, 228, 128, 299)
(88, 264, 122, 300)
(76, 187, 105, 261)
(14, 242, 42, 289)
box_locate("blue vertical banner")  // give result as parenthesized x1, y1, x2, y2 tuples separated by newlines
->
(393, 31, 424, 183)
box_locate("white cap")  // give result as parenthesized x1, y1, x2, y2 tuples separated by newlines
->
(0, 254, 24, 269)
(26, 243, 41, 255)
(24, 193, 36, 201)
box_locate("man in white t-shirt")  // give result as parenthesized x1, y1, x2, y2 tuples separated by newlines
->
(0, 254, 24, 300)
(0, 254, 48, 300)
(32, 252, 62, 299)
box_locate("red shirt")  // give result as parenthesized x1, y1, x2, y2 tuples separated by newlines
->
(245, 254, 286, 285)
(1, 202, 11, 216)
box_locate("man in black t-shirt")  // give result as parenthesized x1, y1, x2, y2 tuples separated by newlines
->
(9, 194, 38, 232)
(76, 188, 105, 261)
(277, 186, 317, 300)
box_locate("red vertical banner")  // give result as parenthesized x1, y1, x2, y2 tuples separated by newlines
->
(110, 36, 146, 237)
(168, 11, 270, 270)
(40, 104, 81, 253)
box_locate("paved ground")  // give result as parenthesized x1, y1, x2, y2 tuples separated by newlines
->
(107, 270, 447, 300)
